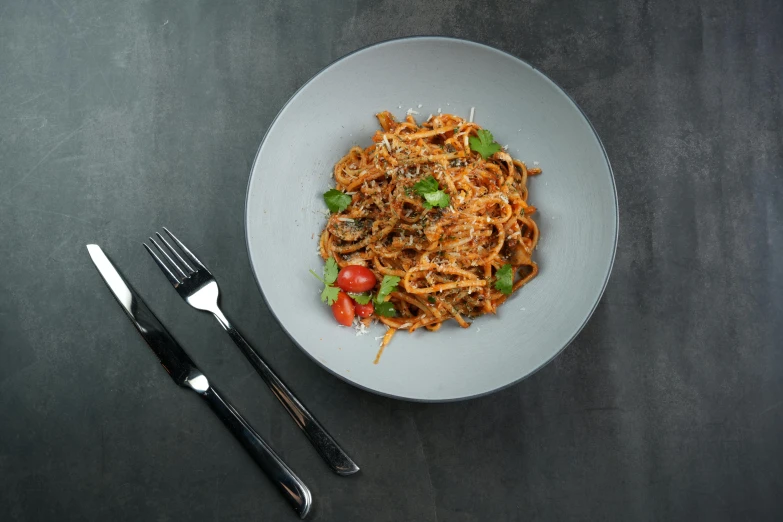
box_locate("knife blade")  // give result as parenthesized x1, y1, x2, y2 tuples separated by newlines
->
(86, 244, 199, 387)
(86, 244, 312, 518)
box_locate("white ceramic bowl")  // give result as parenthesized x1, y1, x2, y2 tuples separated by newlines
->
(246, 37, 617, 401)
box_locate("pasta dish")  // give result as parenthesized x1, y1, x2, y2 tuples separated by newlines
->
(316, 111, 541, 355)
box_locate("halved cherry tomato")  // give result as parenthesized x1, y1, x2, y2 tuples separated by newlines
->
(331, 291, 355, 326)
(354, 300, 374, 318)
(336, 265, 376, 293)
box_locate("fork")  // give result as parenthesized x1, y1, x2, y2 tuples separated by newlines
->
(144, 227, 360, 476)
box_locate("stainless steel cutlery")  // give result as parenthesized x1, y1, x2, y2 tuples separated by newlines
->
(87, 245, 312, 518)
(142, 227, 359, 477)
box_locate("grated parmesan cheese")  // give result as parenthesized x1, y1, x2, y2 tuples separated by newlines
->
(469, 107, 475, 122)
(406, 108, 420, 116)
(382, 135, 392, 153)
(417, 104, 422, 108)
(352, 317, 370, 336)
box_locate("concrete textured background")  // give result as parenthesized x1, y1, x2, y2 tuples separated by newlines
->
(1, 1, 782, 520)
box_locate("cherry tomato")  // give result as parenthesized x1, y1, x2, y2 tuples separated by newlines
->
(354, 300, 374, 318)
(331, 291, 355, 326)
(336, 265, 377, 293)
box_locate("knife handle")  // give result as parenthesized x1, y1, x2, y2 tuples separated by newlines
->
(199, 384, 312, 519)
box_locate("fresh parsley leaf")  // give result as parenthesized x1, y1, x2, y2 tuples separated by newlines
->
(413, 175, 450, 209)
(427, 296, 436, 304)
(413, 175, 440, 194)
(469, 129, 502, 159)
(422, 190, 450, 209)
(371, 275, 400, 317)
(376, 275, 401, 303)
(321, 285, 340, 305)
(323, 257, 339, 285)
(349, 292, 372, 305)
(494, 263, 514, 295)
(311, 257, 340, 304)
(323, 189, 352, 213)
(374, 301, 397, 317)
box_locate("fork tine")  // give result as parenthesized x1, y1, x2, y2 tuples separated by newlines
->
(163, 227, 207, 271)
(150, 236, 188, 279)
(156, 232, 194, 274)
(143, 242, 182, 286)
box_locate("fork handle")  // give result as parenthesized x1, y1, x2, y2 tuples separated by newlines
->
(199, 385, 312, 518)
(214, 311, 360, 476)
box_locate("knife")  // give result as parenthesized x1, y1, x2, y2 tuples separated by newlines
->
(86, 244, 312, 519)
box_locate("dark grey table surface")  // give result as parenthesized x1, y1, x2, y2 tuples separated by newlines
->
(2, 1, 782, 521)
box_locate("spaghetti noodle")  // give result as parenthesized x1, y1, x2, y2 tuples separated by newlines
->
(319, 111, 541, 351)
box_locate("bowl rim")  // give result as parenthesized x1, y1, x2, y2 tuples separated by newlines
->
(244, 35, 619, 402)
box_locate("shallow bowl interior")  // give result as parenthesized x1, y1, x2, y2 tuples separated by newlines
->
(246, 37, 617, 401)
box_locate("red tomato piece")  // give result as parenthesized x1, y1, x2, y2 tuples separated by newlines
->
(354, 300, 374, 318)
(336, 265, 376, 293)
(331, 291, 355, 326)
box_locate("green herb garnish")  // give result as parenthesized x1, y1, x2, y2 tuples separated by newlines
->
(375, 275, 400, 303)
(494, 263, 514, 295)
(323, 257, 338, 284)
(349, 293, 373, 305)
(323, 189, 352, 213)
(374, 301, 397, 317)
(422, 190, 450, 209)
(413, 175, 450, 209)
(413, 176, 438, 193)
(469, 129, 501, 159)
(309, 256, 341, 305)
(321, 286, 340, 305)
(371, 275, 400, 317)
